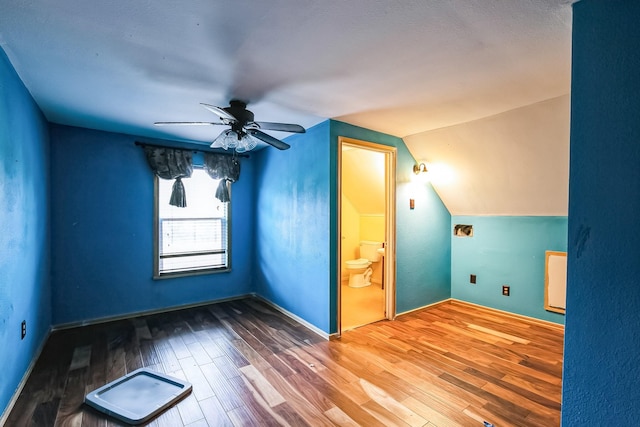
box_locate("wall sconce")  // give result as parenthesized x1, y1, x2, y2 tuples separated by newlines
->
(413, 162, 428, 175)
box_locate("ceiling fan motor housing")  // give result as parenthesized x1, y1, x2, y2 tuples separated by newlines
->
(225, 100, 254, 129)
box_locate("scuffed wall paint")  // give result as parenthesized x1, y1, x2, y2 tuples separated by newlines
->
(0, 48, 51, 419)
(253, 122, 331, 332)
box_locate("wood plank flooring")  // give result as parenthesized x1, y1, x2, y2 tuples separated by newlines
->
(5, 298, 563, 426)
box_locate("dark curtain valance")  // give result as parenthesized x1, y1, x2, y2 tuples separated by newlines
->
(203, 153, 241, 203)
(143, 147, 193, 207)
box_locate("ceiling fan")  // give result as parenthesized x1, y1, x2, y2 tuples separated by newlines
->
(154, 100, 306, 152)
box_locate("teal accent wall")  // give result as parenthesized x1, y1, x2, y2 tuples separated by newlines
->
(0, 49, 51, 418)
(563, 1, 640, 424)
(451, 216, 567, 324)
(330, 121, 451, 331)
(50, 124, 255, 325)
(253, 122, 331, 332)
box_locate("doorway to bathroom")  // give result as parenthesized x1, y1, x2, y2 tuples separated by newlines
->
(338, 137, 396, 334)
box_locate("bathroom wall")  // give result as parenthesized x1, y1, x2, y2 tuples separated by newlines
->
(0, 48, 51, 421)
(360, 215, 385, 242)
(341, 147, 385, 216)
(341, 195, 360, 280)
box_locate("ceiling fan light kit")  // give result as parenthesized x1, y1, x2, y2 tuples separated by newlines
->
(155, 100, 305, 153)
(211, 129, 258, 153)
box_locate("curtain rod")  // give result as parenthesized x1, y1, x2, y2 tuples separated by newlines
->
(134, 141, 249, 158)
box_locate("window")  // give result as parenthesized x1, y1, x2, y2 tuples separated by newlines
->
(154, 168, 230, 277)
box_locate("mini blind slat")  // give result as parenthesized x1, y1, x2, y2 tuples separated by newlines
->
(159, 218, 227, 273)
(160, 218, 226, 255)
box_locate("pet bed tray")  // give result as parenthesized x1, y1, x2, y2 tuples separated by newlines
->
(84, 368, 192, 424)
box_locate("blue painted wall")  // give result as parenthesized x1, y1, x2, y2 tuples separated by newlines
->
(49, 124, 255, 325)
(254, 120, 451, 334)
(330, 121, 451, 330)
(253, 122, 331, 333)
(0, 49, 51, 418)
(451, 216, 567, 324)
(563, 1, 640, 424)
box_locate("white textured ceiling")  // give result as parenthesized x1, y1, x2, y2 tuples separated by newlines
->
(0, 0, 573, 215)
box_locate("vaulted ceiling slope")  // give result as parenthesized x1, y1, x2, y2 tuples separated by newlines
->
(405, 95, 570, 216)
(0, 1, 573, 215)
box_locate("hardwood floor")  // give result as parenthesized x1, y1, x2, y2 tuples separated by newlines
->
(6, 298, 563, 426)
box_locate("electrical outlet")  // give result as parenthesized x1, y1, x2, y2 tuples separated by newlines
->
(21, 320, 26, 340)
(470, 274, 477, 284)
(502, 285, 510, 296)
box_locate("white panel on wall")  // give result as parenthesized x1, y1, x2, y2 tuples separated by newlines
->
(545, 251, 567, 314)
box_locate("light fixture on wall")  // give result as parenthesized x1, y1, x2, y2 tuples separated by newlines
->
(413, 162, 428, 175)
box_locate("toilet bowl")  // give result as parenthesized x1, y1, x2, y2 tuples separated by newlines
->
(345, 258, 372, 288)
(345, 241, 383, 287)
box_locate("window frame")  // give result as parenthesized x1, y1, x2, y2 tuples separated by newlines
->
(153, 170, 232, 279)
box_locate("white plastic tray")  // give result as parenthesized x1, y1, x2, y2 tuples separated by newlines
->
(84, 368, 192, 424)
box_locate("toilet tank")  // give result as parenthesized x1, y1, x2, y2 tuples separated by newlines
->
(360, 241, 382, 262)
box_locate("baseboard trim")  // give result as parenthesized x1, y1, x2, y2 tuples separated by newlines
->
(393, 298, 564, 330)
(252, 294, 330, 341)
(395, 298, 452, 318)
(450, 299, 565, 330)
(51, 292, 330, 339)
(51, 294, 254, 331)
(0, 328, 51, 426)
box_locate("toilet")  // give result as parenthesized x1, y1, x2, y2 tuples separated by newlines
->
(345, 241, 383, 288)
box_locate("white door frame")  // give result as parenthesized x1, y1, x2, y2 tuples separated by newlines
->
(337, 137, 396, 336)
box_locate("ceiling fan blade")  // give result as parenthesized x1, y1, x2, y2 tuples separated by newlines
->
(247, 129, 290, 150)
(200, 103, 238, 122)
(254, 121, 306, 133)
(154, 121, 224, 126)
